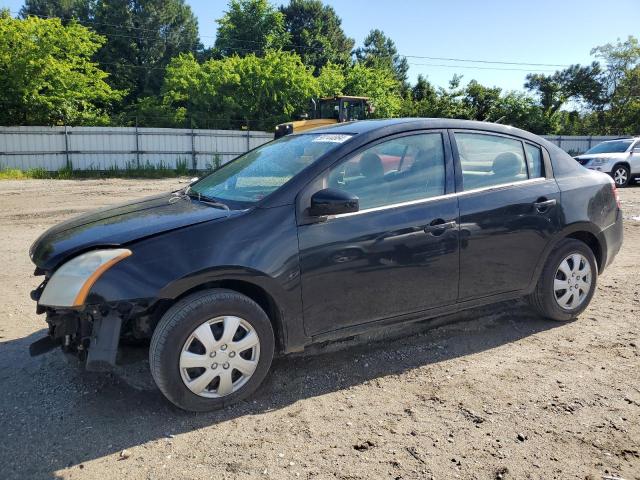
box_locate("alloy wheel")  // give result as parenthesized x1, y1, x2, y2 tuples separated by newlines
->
(179, 316, 260, 398)
(553, 253, 592, 310)
(613, 167, 628, 186)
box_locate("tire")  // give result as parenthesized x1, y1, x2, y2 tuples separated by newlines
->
(149, 289, 275, 411)
(612, 164, 630, 187)
(527, 239, 598, 321)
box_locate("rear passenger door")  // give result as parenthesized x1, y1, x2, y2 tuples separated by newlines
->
(452, 131, 563, 300)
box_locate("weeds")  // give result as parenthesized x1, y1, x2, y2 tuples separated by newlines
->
(0, 157, 197, 180)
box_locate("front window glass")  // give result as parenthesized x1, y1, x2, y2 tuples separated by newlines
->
(327, 133, 445, 210)
(319, 100, 340, 120)
(191, 133, 351, 205)
(455, 133, 527, 190)
(584, 140, 632, 154)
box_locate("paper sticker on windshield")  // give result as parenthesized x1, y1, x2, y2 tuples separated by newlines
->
(312, 134, 351, 143)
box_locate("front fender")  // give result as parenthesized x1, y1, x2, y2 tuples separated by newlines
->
(84, 205, 306, 351)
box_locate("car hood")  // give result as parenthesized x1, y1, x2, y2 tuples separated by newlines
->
(30, 192, 234, 271)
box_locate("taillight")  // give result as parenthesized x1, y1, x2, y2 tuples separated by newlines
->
(610, 179, 621, 209)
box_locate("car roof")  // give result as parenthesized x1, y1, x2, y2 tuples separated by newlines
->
(302, 118, 543, 141)
(599, 138, 637, 142)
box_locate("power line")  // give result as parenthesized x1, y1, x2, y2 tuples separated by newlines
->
(12, 10, 572, 71)
(11, 11, 217, 38)
(405, 55, 570, 68)
(407, 62, 557, 72)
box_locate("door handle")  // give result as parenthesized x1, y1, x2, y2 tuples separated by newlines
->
(424, 220, 457, 235)
(533, 198, 557, 213)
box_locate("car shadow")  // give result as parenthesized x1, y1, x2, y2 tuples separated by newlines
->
(0, 301, 564, 479)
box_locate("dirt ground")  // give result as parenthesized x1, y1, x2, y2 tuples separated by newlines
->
(0, 178, 638, 480)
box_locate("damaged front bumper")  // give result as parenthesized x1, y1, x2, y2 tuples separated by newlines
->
(29, 306, 123, 371)
(29, 278, 157, 371)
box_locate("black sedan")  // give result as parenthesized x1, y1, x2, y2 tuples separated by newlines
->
(29, 119, 624, 411)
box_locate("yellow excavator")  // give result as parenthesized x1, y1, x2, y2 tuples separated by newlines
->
(274, 96, 372, 139)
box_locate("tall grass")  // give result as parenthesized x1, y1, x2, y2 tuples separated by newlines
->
(0, 158, 193, 180)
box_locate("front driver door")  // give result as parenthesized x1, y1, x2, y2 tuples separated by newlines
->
(297, 131, 460, 337)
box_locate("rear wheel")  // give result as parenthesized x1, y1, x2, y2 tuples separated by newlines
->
(149, 289, 275, 411)
(612, 164, 630, 187)
(527, 239, 598, 321)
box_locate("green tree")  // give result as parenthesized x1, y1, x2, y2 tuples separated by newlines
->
(92, 0, 201, 103)
(425, 75, 474, 119)
(606, 65, 640, 134)
(524, 63, 604, 116)
(316, 62, 345, 97)
(488, 91, 551, 134)
(344, 63, 403, 118)
(411, 74, 435, 102)
(20, 0, 93, 23)
(354, 29, 409, 88)
(463, 80, 502, 121)
(280, 0, 354, 73)
(591, 36, 640, 94)
(214, 0, 289, 57)
(0, 13, 122, 125)
(524, 72, 566, 116)
(160, 50, 318, 130)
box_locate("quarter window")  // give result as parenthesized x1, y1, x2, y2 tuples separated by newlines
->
(327, 133, 446, 210)
(524, 143, 544, 178)
(454, 133, 531, 190)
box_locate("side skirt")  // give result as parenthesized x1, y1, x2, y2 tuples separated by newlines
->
(306, 290, 526, 347)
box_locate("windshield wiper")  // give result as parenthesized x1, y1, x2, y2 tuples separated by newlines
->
(185, 190, 230, 210)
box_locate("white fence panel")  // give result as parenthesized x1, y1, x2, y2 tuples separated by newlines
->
(542, 135, 623, 155)
(0, 126, 274, 171)
(3, 126, 629, 171)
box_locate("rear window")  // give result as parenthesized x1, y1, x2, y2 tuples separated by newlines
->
(455, 133, 527, 190)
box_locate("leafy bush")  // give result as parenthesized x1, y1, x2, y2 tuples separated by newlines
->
(25, 167, 49, 179)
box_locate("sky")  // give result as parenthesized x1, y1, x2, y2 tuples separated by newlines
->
(3, 0, 638, 92)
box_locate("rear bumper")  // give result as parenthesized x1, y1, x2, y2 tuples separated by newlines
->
(600, 209, 623, 271)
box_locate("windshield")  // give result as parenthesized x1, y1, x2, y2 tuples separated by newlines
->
(189, 133, 352, 205)
(584, 140, 632, 154)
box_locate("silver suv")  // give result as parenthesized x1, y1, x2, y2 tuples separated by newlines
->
(575, 137, 640, 187)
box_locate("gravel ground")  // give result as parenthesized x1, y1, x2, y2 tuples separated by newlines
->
(0, 178, 638, 480)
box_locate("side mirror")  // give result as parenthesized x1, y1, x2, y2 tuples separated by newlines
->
(309, 188, 359, 217)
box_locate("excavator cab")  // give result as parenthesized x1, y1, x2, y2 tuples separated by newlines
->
(274, 96, 371, 139)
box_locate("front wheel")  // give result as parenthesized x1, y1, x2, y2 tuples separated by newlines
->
(149, 289, 275, 411)
(612, 164, 630, 187)
(527, 239, 598, 321)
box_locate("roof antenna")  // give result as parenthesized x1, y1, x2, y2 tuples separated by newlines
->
(487, 115, 506, 124)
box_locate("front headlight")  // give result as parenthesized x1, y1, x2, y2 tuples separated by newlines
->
(588, 158, 612, 166)
(39, 249, 132, 307)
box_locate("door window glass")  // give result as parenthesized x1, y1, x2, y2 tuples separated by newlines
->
(328, 133, 446, 210)
(455, 133, 528, 190)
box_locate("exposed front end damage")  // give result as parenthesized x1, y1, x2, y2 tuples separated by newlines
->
(30, 276, 158, 371)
